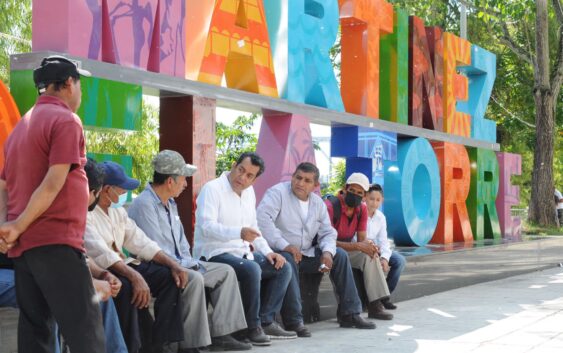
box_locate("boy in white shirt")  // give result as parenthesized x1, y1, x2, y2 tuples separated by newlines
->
(365, 184, 406, 310)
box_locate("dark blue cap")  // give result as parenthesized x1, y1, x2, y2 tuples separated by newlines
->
(100, 161, 140, 190)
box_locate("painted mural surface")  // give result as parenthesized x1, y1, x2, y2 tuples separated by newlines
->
(3, 0, 523, 247)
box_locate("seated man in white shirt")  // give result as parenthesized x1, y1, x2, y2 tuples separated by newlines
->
(257, 163, 376, 330)
(365, 184, 406, 310)
(84, 161, 190, 353)
(194, 152, 296, 346)
(128, 150, 251, 351)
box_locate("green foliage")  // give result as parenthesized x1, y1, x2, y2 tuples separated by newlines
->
(322, 159, 346, 196)
(85, 100, 159, 194)
(522, 220, 562, 235)
(215, 113, 259, 176)
(0, 0, 31, 84)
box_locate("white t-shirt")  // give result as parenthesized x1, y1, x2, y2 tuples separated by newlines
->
(299, 199, 309, 220)
(555, 189, 563, 210)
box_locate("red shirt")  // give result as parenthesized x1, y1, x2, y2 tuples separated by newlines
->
(325, 193, 368, 241)
(1, 95, 88, 257)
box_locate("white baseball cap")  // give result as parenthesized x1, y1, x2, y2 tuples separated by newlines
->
(346, 173, 370, 192)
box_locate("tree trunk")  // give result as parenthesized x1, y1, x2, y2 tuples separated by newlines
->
(529, 91, 556, 226)
(528, 0, 557, 227)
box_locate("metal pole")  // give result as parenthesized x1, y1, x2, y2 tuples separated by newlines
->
(460, 2, 467, 39)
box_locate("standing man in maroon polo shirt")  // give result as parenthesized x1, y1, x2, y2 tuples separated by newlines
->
(0, 56, 105, 353)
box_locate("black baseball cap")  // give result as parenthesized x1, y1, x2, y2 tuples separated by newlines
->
(33, 55, 91, 91)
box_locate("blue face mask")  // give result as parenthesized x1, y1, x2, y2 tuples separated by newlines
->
(110, 188, 128, 208)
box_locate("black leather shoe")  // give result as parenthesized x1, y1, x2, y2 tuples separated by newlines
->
(382, 299, 398, 310)
(339, 314, 376, 329)
(285, 322, 312, 338)
(210, 335, 252, 351)
(368, 300, 394, 320)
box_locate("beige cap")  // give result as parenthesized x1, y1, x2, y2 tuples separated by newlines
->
(346, 172, 370, 192)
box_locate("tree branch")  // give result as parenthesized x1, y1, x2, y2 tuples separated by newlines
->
(491, 95, 536, 129)
(551, 26, 563, 105)
(498, 22, 535, 66)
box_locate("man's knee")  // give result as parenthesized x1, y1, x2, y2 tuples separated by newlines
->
(333, 248, 351, 268)
(237, 259, 262, 282)
(391, 252, 406, 271)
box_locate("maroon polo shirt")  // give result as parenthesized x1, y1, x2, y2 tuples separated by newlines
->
(325, 193, 368, 241)
(1, 95, 88, 257)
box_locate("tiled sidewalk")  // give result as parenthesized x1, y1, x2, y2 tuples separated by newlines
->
(259, 267, 563, 353)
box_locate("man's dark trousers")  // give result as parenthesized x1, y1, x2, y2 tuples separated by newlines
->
(280, 247, 363, 326)
(14, 245, 105, 353)
(112, 261, 183, 353)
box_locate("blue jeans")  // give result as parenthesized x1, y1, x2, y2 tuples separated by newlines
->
(100, 299, 128, 353)
(386, 251, 406, 293)
(210, 252, 292, 329)
(280, 248, 362, 326)
(0, 269, 17, 308)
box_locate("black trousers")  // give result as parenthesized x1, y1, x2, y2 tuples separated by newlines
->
(13, 245, 105, 353)
(112, 261, 183, 353)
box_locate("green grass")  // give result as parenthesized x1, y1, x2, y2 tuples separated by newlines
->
(522, 220, 563, 236)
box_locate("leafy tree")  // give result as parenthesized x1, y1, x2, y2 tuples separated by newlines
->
(0, 0, 31, 84)
(459, 0, 562, 226)
(323, 159, 347, 195)
(85, 101, 159, 194)
(215, 113, 259, 176)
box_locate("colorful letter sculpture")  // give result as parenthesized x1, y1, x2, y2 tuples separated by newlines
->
(443, 33, 471, 137)
(338, 0, 393, 118)
(467, 147, 501, 240)
(380, 9, 409, 125)
(408, 16, 443, 132)
(196, 0, 278, 97)
(496, 152, 522, 240)
(458, 45, 497, 142)
(385, 138, 441, 246)
(332, 126, 397, 186)
(32, 0, 186, 77)
(19, 0, 520, 246)
(430, 142, 473, 244)
(0, 81, 21, 169)
(10, 70, 142, 131)
(264, 0, 344, 110)
(254, 112, 317, 201)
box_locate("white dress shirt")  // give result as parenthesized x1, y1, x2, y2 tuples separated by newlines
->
(193, 172, 273, 261)
(84, 206, 161, 269)
(366, 209, 392, 261)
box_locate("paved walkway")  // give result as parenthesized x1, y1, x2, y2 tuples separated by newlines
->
(260, 266, 563, 353)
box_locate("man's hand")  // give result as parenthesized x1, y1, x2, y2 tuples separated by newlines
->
(170, 264, 189, 289)
(130, 271, 151, 309)
(93, 279, 112, 302)
(102, 271, 122, 297)
(380, 258, 390, 273)
(356, 240, 378, 259)
(319, 252, 333, 273)
(266, 253, 286, 270)
(0, 238, 15, 253)
(283, 245, 302, 264)
(241, 227, 261, 243)
(0, 221, 24, 246)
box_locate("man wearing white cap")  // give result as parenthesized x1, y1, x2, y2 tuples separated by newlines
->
(128, 150, 251, 351)
(324, 173, 393, 321)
